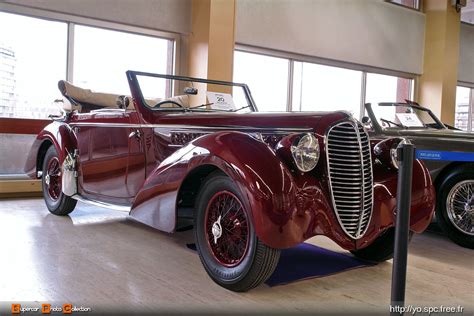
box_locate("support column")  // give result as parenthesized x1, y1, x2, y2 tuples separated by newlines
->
(418, 0, 461, 125)
(188, 0, 236, 101)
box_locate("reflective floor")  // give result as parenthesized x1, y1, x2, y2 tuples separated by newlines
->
(0, 198, 472, 314)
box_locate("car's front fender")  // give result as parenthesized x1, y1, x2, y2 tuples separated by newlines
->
(130, 131, 315, 248)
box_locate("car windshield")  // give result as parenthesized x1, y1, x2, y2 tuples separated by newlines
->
(369, 102, 445, 130)
(132, 72, 255, 113)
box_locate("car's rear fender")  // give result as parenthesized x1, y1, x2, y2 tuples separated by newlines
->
(129, 131, 311, 248)
(24, 122, 76, 178)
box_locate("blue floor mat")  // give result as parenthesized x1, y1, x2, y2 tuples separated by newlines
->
(265, 242, 374, 286)
(186, 243, 374, 287)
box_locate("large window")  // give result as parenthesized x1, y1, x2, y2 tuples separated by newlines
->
(365, 73, 413, 122)
(74, 25, 171, 95)
(387, 0, 420, 10)
(0, 11, 175, 119)
(0, 12, 67, 119)
(233, 51, 289, 112)
(293, 62, 362, 117)
(461, 1, 474, 24)
(455, 86, 473, 131)
(234, 49, 414, 118)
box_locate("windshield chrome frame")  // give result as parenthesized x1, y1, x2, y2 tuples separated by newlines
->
(126, 70, 258, 113)
(365, 102, 447, 133)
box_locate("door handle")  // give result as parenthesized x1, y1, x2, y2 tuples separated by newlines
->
(129, 129, 141, 140)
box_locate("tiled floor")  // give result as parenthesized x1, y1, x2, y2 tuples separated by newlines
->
(0, 198, 472, 314)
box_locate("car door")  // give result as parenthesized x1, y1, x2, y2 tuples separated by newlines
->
(76, 109, 145, 205)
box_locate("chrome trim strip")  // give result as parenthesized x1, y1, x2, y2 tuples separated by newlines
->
(359, 123, 374, 236)
(90, 108, 126, 113)
(68, 122, 313, 133)
(69, 122, 141, 128)
(353, 120, 366, 237)
(72, 194, 131, 212)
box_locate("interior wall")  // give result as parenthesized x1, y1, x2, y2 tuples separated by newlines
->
(459, 23, 474, 84)
(0, 134, 35, 177)
(235, 0, 425, 75)
(0, 0, 192, 34)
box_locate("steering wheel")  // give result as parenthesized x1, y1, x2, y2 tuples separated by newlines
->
(155, 100, 184, 108)
(380, 118, 403, 128)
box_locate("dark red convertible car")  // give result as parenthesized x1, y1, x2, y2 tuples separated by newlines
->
(25, 71, 435, 291)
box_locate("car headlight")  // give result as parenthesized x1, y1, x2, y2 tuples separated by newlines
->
(390, 138, 411, 169)
(374, 138, 411, 170)
(290, 133, 320, 172)
(390, 146, 399, 169)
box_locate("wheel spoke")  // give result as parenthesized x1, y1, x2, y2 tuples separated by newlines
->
(447, 180, 474, 236)
(221, 198, 236, 219)
(46, 156, 62, 201)
(204, 190, 250, 267)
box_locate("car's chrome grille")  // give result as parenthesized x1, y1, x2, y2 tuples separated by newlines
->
(326, 120, 373, 239)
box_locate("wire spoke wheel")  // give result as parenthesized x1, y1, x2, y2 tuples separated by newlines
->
(447, 180, 474, 236)
(46, 156, 62, 201)
(195, 174, 280, 291)
(41, 146, 76, 216)
(204, 191, 249, 267)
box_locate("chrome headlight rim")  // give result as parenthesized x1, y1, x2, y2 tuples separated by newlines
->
(290, 133, 320, 172)
(390, 138, 412, 169)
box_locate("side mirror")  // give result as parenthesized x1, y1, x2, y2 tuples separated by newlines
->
(184, 87, 198, 95)
(361, 116, 371, 126)
(116, 95, 130, 109)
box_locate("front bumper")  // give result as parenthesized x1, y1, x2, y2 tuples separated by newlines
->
(257, 159, 435, 251)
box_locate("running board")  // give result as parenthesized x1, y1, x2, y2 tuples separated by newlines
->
(72, 194, 131, 212)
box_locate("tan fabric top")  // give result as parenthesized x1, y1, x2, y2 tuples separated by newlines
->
(58, 80, 190, 110)
(58, 80, 128, 108)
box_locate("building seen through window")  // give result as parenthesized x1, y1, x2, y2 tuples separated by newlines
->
(0, 12, 67, 119)
(365, 73, 413, 124)
(0, 12, 173, 119)
(455, 86, 473, 131)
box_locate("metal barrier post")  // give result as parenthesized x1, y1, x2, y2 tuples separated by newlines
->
(390, 143, 415, 316)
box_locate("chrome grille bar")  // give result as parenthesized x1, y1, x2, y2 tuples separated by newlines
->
(326, 120, 374, 239)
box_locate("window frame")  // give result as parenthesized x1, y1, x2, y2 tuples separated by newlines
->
(0, 2, 180, 131)
(457, 82, 474, 132)
(461, 13, 474, 26)
(235, 44, 416, 119)
(385, 0, 421, 11)
(234, 49, 292, 112)
(292, 61, 365, 116)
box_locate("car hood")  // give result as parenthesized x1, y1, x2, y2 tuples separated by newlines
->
(393, 128, 474, 141)
(154, 110, 353, 135)
(373, 128, 474, 153)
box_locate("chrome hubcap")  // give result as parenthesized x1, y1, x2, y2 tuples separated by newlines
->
(211, 215, 222, 244)
(45, 157, 62, 201)
(204, 191, 249, 267)
(447, 180, 474, 236)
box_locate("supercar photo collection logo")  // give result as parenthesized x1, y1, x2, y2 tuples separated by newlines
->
(11, 303, 91, 314)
